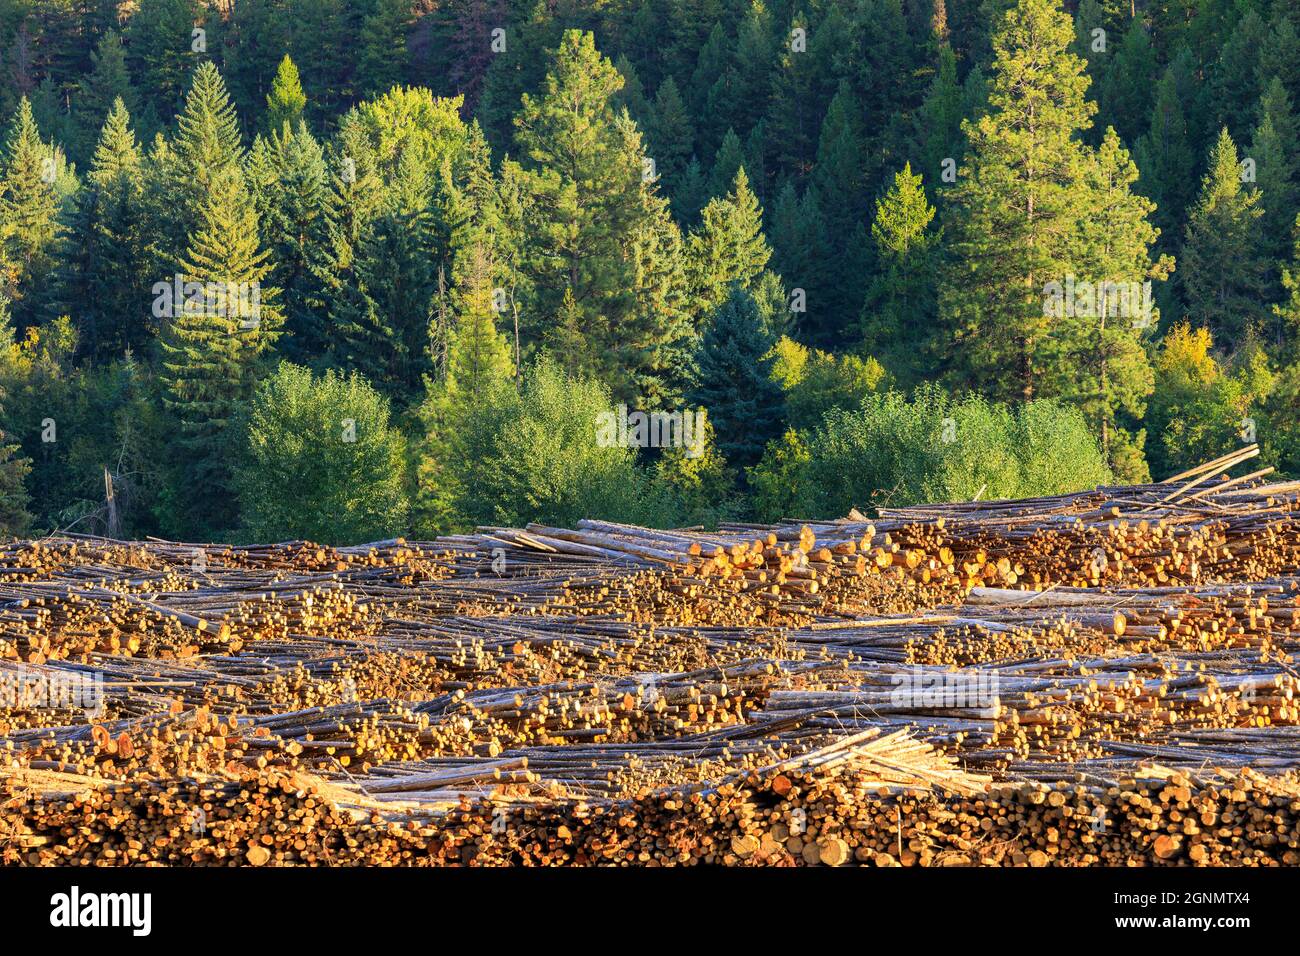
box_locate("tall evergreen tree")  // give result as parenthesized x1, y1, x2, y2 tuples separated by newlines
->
(56, 98, 149, 359)
(861, 162, 939, 385)
(155, 66, 283, 538)
(128, 0, 202, 121)
(511, 30, 690, 403)
(686, 167, 771, 317)
(0, 96, 63, 329)
(1135, 54, 1198, 253)
(688, 284, 782, 468)
(358, 0, 412, 97)
(1181, 127, 1271, 348)
(940, 0, 1096, 402)
(264, 54, 307, 135)
(70, 29, 137, 165)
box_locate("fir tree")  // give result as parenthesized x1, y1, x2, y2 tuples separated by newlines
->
(128, 0, 202, 121)
(688, 284, 782, 468)
(265, 54, 307, 135)
(1135, 55, 1198, 252)
(70, 29, 137, 166)
(155, 69, 283, 538)
(56, 98, 149, 359)
(358, 0, 412, 97)
(861, 162, 939, 385)
(686, 167, 771, 316)
(0, 97, 63, 330)
(1181, 127, 1271, 348)
(512, 30, 690, 403)
(646, 76, 694, 193)
(245, 121, 329, 363)
(1248, 77, 1300, 274)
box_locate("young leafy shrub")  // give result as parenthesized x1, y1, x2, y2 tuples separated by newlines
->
(235, 362, 410, 545)
(457, 356, 678, 529)
(790, 383, 1109, 517)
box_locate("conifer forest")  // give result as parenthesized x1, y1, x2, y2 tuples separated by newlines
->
(0, 0, 1294, 541)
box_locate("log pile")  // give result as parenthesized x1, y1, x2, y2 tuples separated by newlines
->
(5, 454, 1300, 865)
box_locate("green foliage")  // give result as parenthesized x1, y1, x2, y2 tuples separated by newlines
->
(265, 55, 308, 135)
(434, 355, 677, 530)
(862, 162, 939, 385)
(791, 383, 1111, 517)
(688, 284, 782, 468)
(767, 335, 886, 432)
(1181, 128, 1271, 348)
(235, 362, 410, 545)
(1145, 323, 1272, 480)
(747, 428, 811, 522)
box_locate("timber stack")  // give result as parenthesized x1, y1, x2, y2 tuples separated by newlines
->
(4, 447, 1300, 866)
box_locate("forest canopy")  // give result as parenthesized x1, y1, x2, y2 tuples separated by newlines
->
(0, 0, 1293, 544)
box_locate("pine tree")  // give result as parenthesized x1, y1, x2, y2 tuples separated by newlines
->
(1181, 128, 1271, 349)
(1098, 18, 1154, 147)
(245, 121, 329, 363)
(768, 180, 829, 339)
(914, 43, 964, 191)
(511, 30, 690, 403)
(707, 127, 746, 200)
(645, 76, 694, 197)
(358, 0, 412, 97)
(1208, 8, 1267, 145)
(0, 97, 63, 330)
(1052, 127, 1170, 466)
(939, 0, 1095, 403)
(265, 54, 307, 135)
(686, 167, 771, 316)
(861, 162, 939, 385)
(688, 284, 782, 468)
(1256, 10, 1300, 108)
(169, 61, 246, 255)
(70, 29, 137, 166)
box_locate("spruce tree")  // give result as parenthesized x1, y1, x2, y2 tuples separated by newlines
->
(128, 0, 202, 121)
(688, 284, 782, 468)
(1181, 127, 1271, 349)
(1053, 127, 1169, 467)
(245, 121, 329, 363)
(512, 30, 690, 404)
(1135, 56, 1198, 252)
(358, 0, 412, 97)
(156, 69, 283, 538)
(686, 167, 771, 317)
(1248, 77, 1300, 273)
